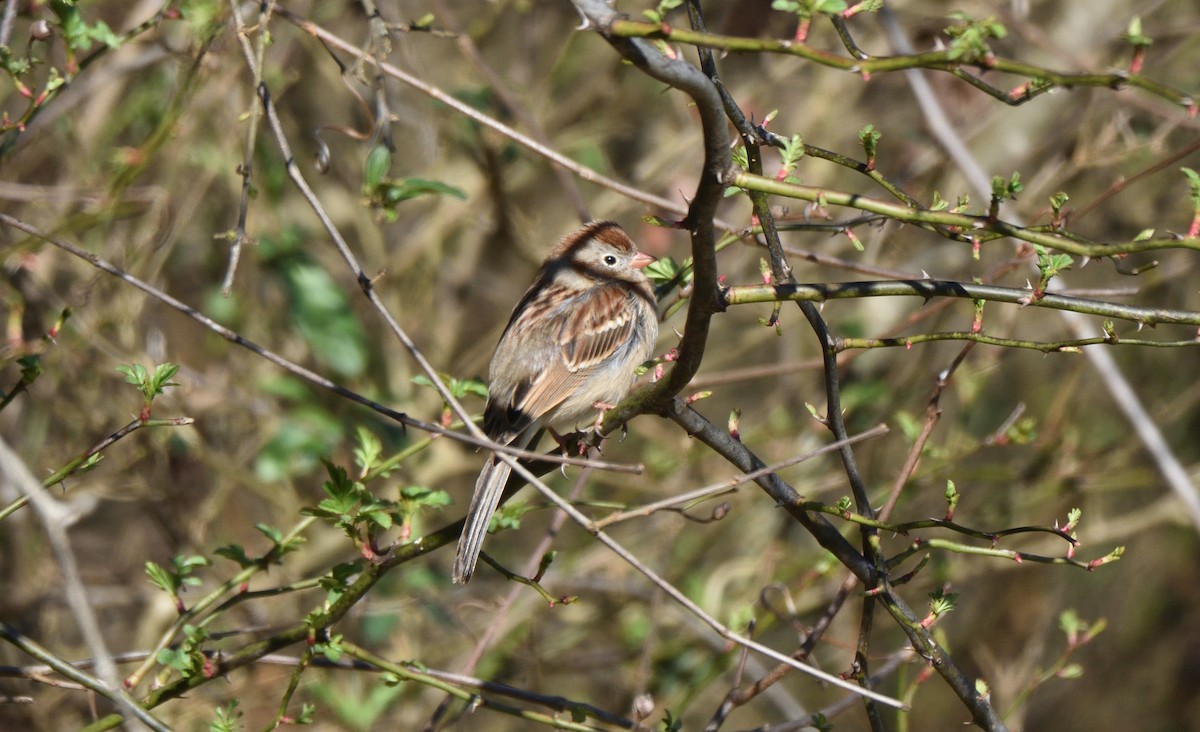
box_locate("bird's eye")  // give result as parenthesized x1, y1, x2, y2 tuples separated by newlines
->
(603, 254, 618, 266)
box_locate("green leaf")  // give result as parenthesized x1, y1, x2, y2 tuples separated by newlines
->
(1059, 608, 1082, 636)
(1124, 16, 1152, 47)
(85, 19, 121, 48)
(644, 255, 682, 286)
(363, 145, 391, 189)
(145, 561, 177, 595)
(209, 700, 243, 732)
(116, 362, 180, 403)
(944, 13, 1007, 62)
(1050, 191, 1069, 216)
(779, 133, 805, 174)
(401, 485, 452, 506)
(117, 363, 149, 387)
(354, 427, 383, 474)
(371, 178, 466, 208)
(491, 501, 530, 532)
(256, 523, 284, 544)
(214, 544, 254, 568)
(1181, 167, 1200, 208)
(366, 509, 393, 529)
(643, 0, 684, 23)
(412, 373, 489, 401)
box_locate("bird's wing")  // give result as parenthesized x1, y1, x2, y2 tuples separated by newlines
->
(485, 283, 635, 439)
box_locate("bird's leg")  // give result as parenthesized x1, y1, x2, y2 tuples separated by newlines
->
(585, 401, 621, 454)
(546, 427, 574, 476)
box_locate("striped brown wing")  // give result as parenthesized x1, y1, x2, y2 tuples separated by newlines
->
(501, 283, 636, 430)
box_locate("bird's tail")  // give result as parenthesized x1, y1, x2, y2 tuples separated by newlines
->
(452, 456, 512, 584)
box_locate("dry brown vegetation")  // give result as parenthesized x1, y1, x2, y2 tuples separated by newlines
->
(2, 1, 1200, 731)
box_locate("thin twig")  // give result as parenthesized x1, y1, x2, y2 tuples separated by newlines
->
(594, 425, 888, 530)
(432, 0, 591, 222)
(0, 441, 168, 732)
(0, 0, 18, 47)
(0, 213, 640, 474)
(220, 0, 276, 295)
(274, 6, 736, 228)
(723, 279, 1200, 327)
(880, 6, 1200, 534)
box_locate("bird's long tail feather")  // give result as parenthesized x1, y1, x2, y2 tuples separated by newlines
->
(452, 456, 512, 584)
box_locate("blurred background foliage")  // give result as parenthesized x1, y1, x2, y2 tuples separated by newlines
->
(1, 0, 1199, 730)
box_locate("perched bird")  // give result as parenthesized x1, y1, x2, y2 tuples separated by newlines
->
(452, 221, 659, 584)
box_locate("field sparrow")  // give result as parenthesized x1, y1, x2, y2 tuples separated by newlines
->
(452, 221, 659, 584)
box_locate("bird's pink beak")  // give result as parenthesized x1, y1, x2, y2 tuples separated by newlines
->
(630, 251, 657, 269)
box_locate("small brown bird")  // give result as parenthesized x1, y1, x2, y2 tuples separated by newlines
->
(452, 221, 659, 584)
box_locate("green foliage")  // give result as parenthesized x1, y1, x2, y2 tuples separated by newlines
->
(51, 0, 122, 54)
(145, 554, 210, 608)
(317, 561, 364, 612)
(1182, 167, 1200, 209)
(843, 0, 883, 17)
(991, 171, 1024, 203)
(411, 373, 489, 401)
(1049, 191, 1069, 225)
(260, 524, 306, 564)
(313, 632, 345, 662)
(116, 362, 180, 409)
(178, 0, 223, 34)
(215, 523, 304, 569)
(0, 355, 43, 412)
(491, 499, 532, 533)
(412, 373, 488, 426)
(643, 255, 685, 287)
(925, 587, 959, 625)
(353, 426, 384, 476)
(1124, 16, 1152, 47)
(661, 708, 684, 732)
(944, 480, 959, 515)
(1003, 416, 1037, 444)
(777, 133, 805, 180)
(0, 46, 31, 77)
(643, 0, 684, 24)
(944, 12, 1007, 63)
(400, 484, 452, 510)
(156, 624, 210, 679)
(771, 0, 849, 19)
(1059, 608, 1107, 645)
(302, 461, 398, 535)
(209, 699, 243, 732)
(17, 355, 42, 384)
(362, 145, 466, 222)
(1032, 243, 1073, 292)
(858, 123, 880, 167)
(301, 460, 449, 551)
